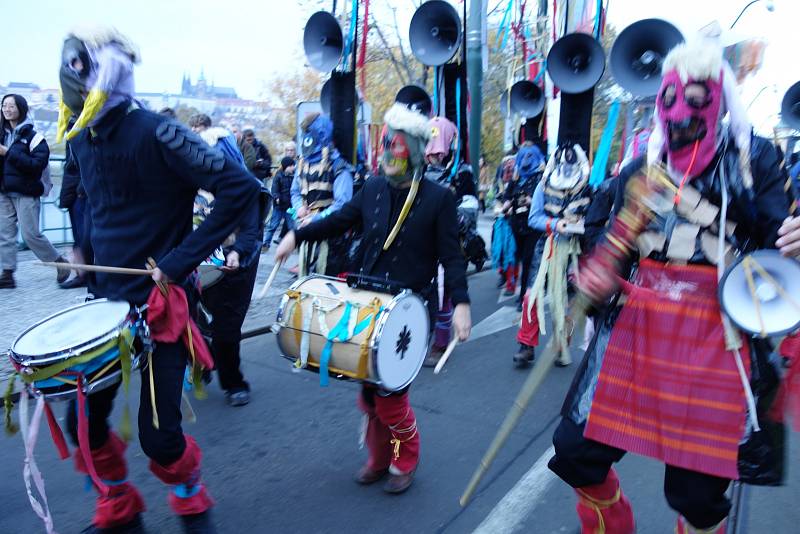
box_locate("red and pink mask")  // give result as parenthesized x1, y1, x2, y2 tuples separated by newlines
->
(656, 68, 724, 177)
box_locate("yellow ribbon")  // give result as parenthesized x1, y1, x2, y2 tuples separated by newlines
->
(383, 177, 420, 250)
(575, 486, 622, 534)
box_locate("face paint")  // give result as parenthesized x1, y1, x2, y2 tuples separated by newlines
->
(656, 69, 723, 177)
(381, 129, 411, 181)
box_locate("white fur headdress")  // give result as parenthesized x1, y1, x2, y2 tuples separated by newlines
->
(69, 25, 141, 62)
(383, 103, 431, 141)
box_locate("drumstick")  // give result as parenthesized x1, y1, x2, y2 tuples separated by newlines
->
(433, 337, 459, 375)
(36, 261, 153, 276)
(257, 259, 283, 299)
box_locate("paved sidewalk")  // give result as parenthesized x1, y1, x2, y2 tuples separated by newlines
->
(0, 248, 296, 384)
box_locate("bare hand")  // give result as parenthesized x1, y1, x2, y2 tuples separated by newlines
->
(299, 215, 314, 228)
(275, 231, 297, 263)
(776, 216, 800, 258)
(576, 262, 618, 303)
(501, 200, 512, 214)
(296, 206, 310, 219)
(0, 145, 7, 156)
(452, 303, 472, 341)
(151, 267, 172, 285)
(221, 250, 240, 272)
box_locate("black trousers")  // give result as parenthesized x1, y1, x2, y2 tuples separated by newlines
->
(201, 260, 259, 392)
(66, 340, 189, 466)
(549, 418, 731, 529)
(512, 226, 539, 297)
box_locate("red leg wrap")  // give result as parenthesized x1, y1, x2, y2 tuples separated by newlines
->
(357, 395, 393, 471)
(516, 292, 540, 347)
(149, 435, 214, 516)
(505, 266, 516, 292)
(73, 432, 146, 528)
(374, 393, 419, 474)
(574, 469, 635, 534)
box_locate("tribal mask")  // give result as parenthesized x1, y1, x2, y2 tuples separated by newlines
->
(656, 63, 723, 178)
(57, 27, 140, 142)
(300, 113, 334, 163)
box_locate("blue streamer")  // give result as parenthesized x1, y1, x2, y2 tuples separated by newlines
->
(341, 0, 359, 70)
(589, 100, 620, 190)
(319, 303, 352, 386)
(448, 78, 462, 183)
(496, 0, 515, 48)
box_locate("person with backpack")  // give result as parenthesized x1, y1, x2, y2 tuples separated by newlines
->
(0, 93, 69, 288)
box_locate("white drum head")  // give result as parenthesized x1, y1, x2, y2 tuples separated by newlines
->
(374, 293, 430, 391)
(12, 299, 131, 360)
(198, 265, 224, 289)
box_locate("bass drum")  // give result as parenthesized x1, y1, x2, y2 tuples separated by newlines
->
(275, 275, 429, 391)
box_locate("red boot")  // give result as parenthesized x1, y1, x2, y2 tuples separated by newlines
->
(516, 292, 540, 348)
(374, 392, 419, 494)
(355, 394, 393, 483)
(574, 469, 635, 534)
(73, 432, 146, 529)
(504, 266, 516, 295)
(676, 516, 726, 533)
(149, 435, 214, 516)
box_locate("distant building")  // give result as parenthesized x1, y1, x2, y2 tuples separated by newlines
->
(181, 70, 238, 99)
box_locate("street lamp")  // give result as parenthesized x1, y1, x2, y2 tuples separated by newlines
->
(730, 0, 775, 29)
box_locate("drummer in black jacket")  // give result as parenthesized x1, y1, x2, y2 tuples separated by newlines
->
(275, 103, 471, 494)
(57, 30, 258, 533)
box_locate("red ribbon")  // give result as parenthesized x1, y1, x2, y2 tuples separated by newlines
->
(357, 0, 370, 92)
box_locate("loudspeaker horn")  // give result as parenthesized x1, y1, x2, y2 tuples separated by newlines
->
(303, 11, 343, 72)
(719, 249, 800, 337)
(547, 33, 606, 94)
(395, 85, 432, 117)
(320, 79, 332, 114)
(409, 0, 462, 66)
(510, 80, 545, 117)
(610, 18, 684, 97)
(781, 81, 800, 130)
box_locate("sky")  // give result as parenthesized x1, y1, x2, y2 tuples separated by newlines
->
(1, 0, 796, 133)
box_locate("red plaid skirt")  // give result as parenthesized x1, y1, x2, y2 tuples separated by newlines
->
(584, 260, 749, 480)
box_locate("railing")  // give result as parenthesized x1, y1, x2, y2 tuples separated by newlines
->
(16, 155, 74, 249)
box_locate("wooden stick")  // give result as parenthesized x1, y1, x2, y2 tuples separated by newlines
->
(459, 299, 589, 507)
(433, 337, 459, 375)
(35, 261, 153, 276)
(257, 260, 283, 299)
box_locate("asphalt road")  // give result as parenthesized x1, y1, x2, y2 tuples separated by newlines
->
(1, 219, 798, 533)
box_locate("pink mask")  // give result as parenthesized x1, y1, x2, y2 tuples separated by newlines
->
(656, 69, 723, 177)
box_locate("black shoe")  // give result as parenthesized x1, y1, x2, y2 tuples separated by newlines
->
(496, 275, 506, 288)
(0, 270, 15, 289)
(225, 389, 250, 407)
(180, 511, 217, 534)
(54, 256, 71, 284)
(82, 514, 146, 533)
(59, 275, 87, 289)
(513, 345, 535, 367)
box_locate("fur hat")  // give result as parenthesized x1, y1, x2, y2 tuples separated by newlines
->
(383, 104, 431, 142)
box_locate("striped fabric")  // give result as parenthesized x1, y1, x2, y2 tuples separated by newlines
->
(584, 259, 748, 480)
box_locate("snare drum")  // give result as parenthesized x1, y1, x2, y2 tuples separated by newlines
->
(275, 275, 429, 391)
(9, 299, 145, 400)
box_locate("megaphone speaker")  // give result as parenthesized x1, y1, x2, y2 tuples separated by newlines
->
(510, 80, 545, 118)
(719, 249, 800, 337)
(320, 79, 332, 115)
(547, 33, 606, 94)
(395, 85, 432, 117)
(610, 18, 684, 97)
(303, 11, 343, 72)
(781, 81, 800, 130)
(409, 0, 462, 67)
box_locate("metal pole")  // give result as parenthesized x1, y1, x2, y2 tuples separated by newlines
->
(467, 0, 485, 177)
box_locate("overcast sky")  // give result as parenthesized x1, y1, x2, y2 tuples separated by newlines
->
(3, 0, 795, 133)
